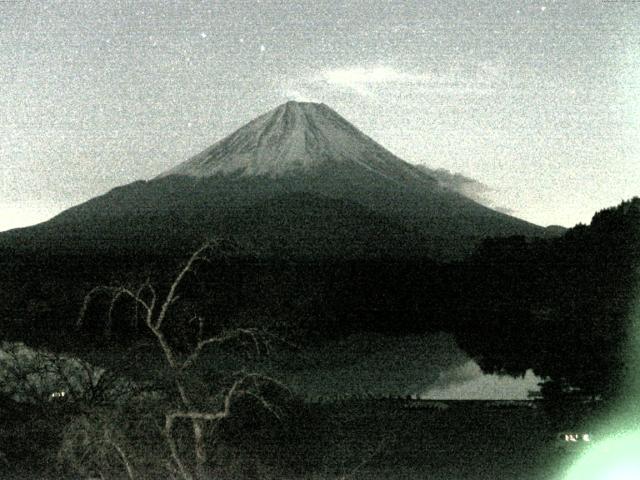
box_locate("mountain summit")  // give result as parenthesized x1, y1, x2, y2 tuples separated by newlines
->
(1, 101, 546, 259)
(159, 101, 433, 186)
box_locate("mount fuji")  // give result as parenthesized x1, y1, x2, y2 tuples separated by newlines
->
(1, 101, 544, 259)
(159, 101, 437, 185)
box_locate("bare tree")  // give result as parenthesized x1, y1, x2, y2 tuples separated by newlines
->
(58, 409, 138, 480)
(0, 342, 123, 406)
(75, 241, 288, 480)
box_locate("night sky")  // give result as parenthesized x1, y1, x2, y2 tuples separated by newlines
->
(2, 0, 639, 231)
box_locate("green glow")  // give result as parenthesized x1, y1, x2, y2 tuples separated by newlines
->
(563, 431, 640, 480)
(625, 286, 640, 403)
(562, 270, 640, 479)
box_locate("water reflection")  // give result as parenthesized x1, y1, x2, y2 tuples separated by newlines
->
(421, 360, 543, 400)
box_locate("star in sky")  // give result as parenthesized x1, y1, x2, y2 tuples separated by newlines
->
(0, 0, 638, 231)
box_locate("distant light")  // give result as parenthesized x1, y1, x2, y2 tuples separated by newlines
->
(558, 432, 592, 445)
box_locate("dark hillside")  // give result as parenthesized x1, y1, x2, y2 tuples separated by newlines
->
(453, 197, 640, 400)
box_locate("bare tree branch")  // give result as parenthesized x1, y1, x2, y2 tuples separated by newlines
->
(133, 279, 156, 331)
(337, 435, 394, 480)
(180, 327, 261, 371)
(156, 242, 212, 331)
(105, 430, 136, 480)
(163, 413, 195, 480)
(71, 241, 288, 480)
(78, 286, 152, 335)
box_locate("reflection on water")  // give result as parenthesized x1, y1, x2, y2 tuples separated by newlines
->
(421, 360, 543, 400)
(269, 333, 543, 400)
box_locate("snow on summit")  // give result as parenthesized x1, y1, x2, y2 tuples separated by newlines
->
(158, 101, 433, 185)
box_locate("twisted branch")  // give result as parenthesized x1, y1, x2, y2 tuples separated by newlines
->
(74, 241, 287, 480)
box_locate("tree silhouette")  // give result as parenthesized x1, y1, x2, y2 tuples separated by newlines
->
(74, 241, 289, 480)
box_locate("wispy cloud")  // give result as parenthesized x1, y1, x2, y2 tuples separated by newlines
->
(281, 88, 320, 103)
(279, 65, 496, 102)
(317, 66, 432, 95)
(310, 65, 494, 97)
(418, 167, 515, 215)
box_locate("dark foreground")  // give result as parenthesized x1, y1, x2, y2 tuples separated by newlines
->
(2, 397, 607, 480)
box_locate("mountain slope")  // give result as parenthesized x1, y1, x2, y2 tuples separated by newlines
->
(157, 101, 543, 254)
(3, 182, 429, 259)
(1, 101, 544, 260)
(159, 101, 434, 187)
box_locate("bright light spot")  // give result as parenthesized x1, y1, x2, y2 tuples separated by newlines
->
(260, 44, 266, 52)
(603, 464, 640, 480)
(563, 431, 640, 480)
(560, 433, 592, 443)
(200, 32, 207, 39)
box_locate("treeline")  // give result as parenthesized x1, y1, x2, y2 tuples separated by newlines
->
(453, 197, 640, 400)
(1, 199, 638, 400)
(0, 250, 442, 345)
